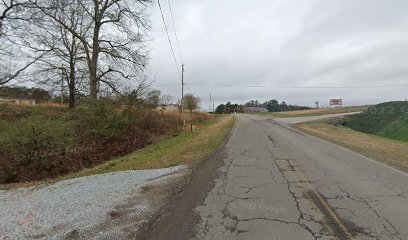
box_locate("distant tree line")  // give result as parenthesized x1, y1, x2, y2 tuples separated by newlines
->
(215, 99, 311, 114)
(0, 86, 52, 102)
(215, 102, 244, 114)
(0, 85, 203, 113)
(244, 99, 311, 112)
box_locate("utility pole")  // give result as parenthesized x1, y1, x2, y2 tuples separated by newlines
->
(181, 64, 185, 112)
(179, 64, 185, 125)
(209, 93, 212, 112)
(61, 66, 64, 105)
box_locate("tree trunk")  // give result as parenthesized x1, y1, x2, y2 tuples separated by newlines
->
(89, 34, 99, 100)
(89, 59, 98, 100)
(89, 4, 101, 100)
(68, 60, 76, 108)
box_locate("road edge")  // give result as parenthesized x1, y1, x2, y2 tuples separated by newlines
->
(291, 123, 408, 177)
(135, 115, 238, 240)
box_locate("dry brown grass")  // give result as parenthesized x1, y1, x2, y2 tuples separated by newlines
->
(63, 115, 236, 179)
(153, 110, 212, 123)
(295, 120, 408, 173)
(254, 106, 369, 118)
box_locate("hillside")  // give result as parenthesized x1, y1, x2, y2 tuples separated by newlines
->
(0, 103, 212, 184)
(342, 101, 408, 142)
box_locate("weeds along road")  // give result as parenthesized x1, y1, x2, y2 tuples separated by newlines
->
(144, 114, 408, 240)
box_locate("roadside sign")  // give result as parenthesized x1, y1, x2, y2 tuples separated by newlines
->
(330, 99, 343, 108)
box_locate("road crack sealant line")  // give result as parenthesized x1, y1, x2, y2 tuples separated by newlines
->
(304, 150, 404, 240)
(268, 130, 401, 240)
(252, 120, 330, 239)
(262, 144, 323, 239)
(330, 179, 403, 240)
(266, 134, 355, 240)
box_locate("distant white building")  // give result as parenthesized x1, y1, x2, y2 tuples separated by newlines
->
(157, 104, 180, 111)
(0, 97, 36, 106)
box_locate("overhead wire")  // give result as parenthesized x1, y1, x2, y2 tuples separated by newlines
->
(185, 83, 408, 89)
(157, 0, 181, 79)
(166, 0, 183, 64)
(152, 83, 180, 87)
(151, 82, 408, 89)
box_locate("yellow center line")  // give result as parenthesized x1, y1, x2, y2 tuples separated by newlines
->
(276, 144, 354, 240)
(290, 161, 355, 240)
(287, 169, 340, 240)
(278, 138, 355, 239)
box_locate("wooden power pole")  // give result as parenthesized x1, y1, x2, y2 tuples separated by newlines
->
(181, 64, 184, 111)
(209, 93, 212, 112)
(61, 66, 64, 105)
(179, 64, 185, 125)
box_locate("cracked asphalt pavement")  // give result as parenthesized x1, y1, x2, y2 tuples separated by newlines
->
(191, 114, 408, 240)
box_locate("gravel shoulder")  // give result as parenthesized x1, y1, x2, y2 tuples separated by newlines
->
(0, 166, 186, 239)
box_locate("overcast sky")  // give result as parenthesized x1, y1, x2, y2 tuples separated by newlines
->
(148, 0, 408, 110)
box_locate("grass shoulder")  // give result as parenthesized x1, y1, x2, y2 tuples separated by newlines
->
(294, 118, 408, 173)
(62, 115, 236, 180)
(250, 106, 368, 118)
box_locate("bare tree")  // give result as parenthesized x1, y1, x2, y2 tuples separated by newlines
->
(160, 94, 173, 105)
(145, 89, 160, 108)
(0, 0, 23, 35)
(183, 93, 200, 113)
(30, 0, 151, 100)
(0, 0, 46, 88)
(23, 0, 89, 108)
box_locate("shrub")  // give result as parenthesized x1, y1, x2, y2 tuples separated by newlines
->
(0, 102, 211, 183)
(0, 115, 77, 182)
(66, 100, 129, 141)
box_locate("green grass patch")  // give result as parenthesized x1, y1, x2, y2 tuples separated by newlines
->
(341, 101, 408, 142)
(62, 115, 236, 180)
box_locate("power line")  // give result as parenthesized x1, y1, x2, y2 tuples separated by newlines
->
(185, 83, 408, 89)
(152, 83, 180, 87)
(151, 82, 408, 89)
(167, 0, 183, 64)
(157, 0, 181, 79)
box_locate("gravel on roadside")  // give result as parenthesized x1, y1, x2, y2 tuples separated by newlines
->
(0, 166, 186, 239)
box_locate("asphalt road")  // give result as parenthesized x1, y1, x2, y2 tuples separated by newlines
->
(144, 114, 408, 240)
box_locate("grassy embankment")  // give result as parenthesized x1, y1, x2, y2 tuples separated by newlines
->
(0, 102, 226, 184)
(1, 102, 236, 188)
(340, 101, 408, 142)
(294, 101, 408, 172)
(252, 106, 368, 118)
(63, 115, 236, 179)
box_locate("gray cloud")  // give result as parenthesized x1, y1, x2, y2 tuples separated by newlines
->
(149, 0, 408, 109)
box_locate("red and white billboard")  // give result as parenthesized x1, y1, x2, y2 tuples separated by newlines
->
(330, 99, 342, 106)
